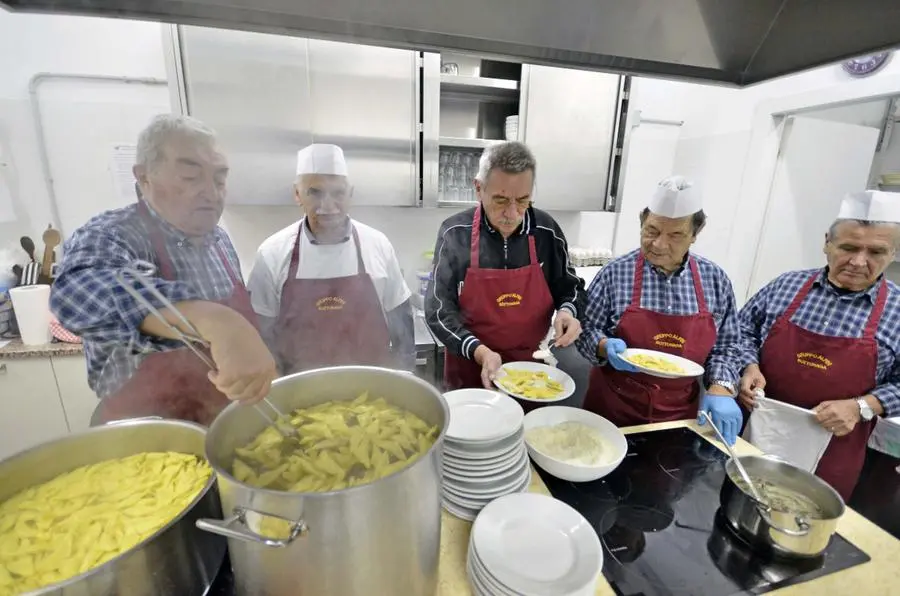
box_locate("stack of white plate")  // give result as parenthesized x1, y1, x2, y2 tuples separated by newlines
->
(467, 493, 603, 596)
(505, 115, 519, 141)
(441, 389, 531, 521)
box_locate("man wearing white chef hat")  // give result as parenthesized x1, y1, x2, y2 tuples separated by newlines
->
(576, 175, 744, 443)
(738, 190, 900, 500)
(247, 143, 414, 373)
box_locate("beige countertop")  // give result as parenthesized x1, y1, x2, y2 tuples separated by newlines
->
(436, 419, 900, 596)
(0, 338, 83, 359)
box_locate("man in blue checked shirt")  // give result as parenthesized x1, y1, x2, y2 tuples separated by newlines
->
(50, 114, 277, 426)
(738, 190, 900, 501)
(575, 176, 743, 444)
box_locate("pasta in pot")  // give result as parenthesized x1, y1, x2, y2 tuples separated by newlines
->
(0, 453, 211, 595)
(232, 392, 439, 493)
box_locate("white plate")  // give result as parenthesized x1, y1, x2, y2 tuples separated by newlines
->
(443, 466, 530, 499)
(472, 493, 602, 596)
(493, 362, 575, 403)
(443, 499, 479, 522)
(443, 433, 524, 460)
(443, 443, 526, 468)
(442, 469, 532, 507)
(443, 449, 529, 478)
(442, 453, 528, 483)
(444, 389, 524, 443)
(620, 348, 704, 379)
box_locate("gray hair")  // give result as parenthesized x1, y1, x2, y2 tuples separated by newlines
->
(475, 141, 537, 183)
(827, 218, 900, 249)
(135, 114, 217, 171)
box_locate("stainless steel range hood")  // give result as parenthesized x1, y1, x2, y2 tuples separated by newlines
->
(3, 0, 900, 86)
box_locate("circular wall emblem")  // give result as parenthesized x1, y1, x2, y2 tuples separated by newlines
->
(842, 52, 891, 76)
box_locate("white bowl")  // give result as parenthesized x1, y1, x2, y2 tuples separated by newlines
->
(523, 406, 627, 482)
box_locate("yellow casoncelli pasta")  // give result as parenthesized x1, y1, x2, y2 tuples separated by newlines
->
(0, 452, 211, 595)
(624, 353, 686, 374)
(232, 392, 439, 494)
(496, 369, 565, 399)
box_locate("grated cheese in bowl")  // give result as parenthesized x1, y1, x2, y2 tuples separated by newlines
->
(525, 421, 610, 467)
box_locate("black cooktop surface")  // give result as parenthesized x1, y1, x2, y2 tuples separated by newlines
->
(536, 427, 870, 596)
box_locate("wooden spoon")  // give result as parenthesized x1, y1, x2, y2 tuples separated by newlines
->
(41, 226, 61, 280)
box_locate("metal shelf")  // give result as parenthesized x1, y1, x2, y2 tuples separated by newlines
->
(438, 137, 502, 149)
(440, 75, 519, 101)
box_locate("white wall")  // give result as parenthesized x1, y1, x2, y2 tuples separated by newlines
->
(0, 11, 167, 255)
(624, 57, 900, 303)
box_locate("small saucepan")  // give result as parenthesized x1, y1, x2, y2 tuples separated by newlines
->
(719, 455, 844, 557)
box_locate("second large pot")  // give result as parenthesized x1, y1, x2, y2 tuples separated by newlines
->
(198, 366, 449, 596)
(719, 455, 844, 557)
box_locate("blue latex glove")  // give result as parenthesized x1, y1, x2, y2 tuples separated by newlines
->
(698, 393, 743, 446)
(604, 338, 640, 373)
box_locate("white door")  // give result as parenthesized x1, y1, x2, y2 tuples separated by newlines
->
(746, 116, 879, 298)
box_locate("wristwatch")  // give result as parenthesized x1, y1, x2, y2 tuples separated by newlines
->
(857, 398, 875, 421)
(711, 380, 737, 396)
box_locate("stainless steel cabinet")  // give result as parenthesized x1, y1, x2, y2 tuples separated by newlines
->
(180, 26, 313, 206)
(306, 39, 418, 207)
(177, 27, 418, 206)
(519, 65, 622, 211)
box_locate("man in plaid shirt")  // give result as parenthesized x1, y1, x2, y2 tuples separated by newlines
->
(50, 114, 277, 425)
(738, 190, 900, 500)
(576, 176, 743, 444)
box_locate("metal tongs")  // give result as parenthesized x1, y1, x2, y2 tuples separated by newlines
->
(116, 261, 298, 439)
(699, 410, 763, 502)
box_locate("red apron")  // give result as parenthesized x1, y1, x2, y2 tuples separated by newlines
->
(583, 253, 717, 426)
(443, 206, 555, 411)
(758, 274, 887, 501)
(274, 222, 392, 374)
(91, 201, 258, 427)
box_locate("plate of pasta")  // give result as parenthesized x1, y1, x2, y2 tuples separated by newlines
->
(621, 348, 704, 379)
(493, 362, 575, 403)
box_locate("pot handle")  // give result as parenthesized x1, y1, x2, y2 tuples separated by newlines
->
(756, 506, 811, 537)
(196, 506, 307, 548)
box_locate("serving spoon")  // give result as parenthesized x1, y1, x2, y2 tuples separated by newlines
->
(699, 410, 764, 502)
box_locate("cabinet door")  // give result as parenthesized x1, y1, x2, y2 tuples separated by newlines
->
(51, 355, 98, 434)
(521, 66, 621, 211)
(180, 25, 313, 206)
(307, 39, 418, 206)
(0, 359, 70, 460)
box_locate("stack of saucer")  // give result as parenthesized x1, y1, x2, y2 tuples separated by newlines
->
(467, 493, 603, 596)
(441, 389, 531, 521)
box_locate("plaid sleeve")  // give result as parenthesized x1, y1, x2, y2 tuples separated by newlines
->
(737, 281, 774, 369)
(704, 267, 741, 386)
(50, 222, 203, 354)
(871, 366, 900, 417)
(575, 266, 614, 366)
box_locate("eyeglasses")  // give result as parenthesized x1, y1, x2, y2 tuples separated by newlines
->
(491, 196, 532, 210)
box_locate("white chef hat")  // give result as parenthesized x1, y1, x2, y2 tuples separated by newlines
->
(837, 190, 900, 223)
(296, 144, 348, 176)
(648, 175, 703, 219)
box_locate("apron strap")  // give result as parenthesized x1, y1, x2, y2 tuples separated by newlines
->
(631, 252, 646, 307)
(688, 257, 709, 313)
(137, 200, 177, 281)
(289, 219, 366, 279)
(863, 279, 889, 339)
(470, 206, 483, 271)
(780, 273, 819, 322)
(212, 242, 245, 289)
(527, 235, 538, 264)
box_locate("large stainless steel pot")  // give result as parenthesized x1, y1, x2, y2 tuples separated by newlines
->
(197, 366, 449, 596)
(0, 418, 226, 596)
(719, 455, 844, 557)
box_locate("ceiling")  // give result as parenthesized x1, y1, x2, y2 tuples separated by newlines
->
(3, 0, 900, 86)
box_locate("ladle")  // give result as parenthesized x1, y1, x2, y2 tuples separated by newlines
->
(699, 410, 763, 502)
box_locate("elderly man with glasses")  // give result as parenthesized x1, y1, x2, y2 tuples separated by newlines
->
(425, 141, 584, 399)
